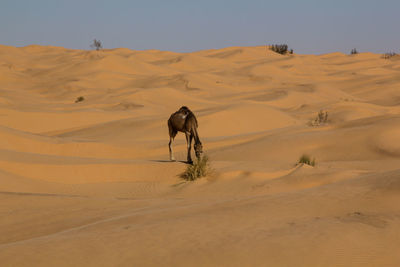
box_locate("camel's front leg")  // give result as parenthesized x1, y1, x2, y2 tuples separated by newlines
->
(185, 132, 193, 164)
(169, 136, 176, 161)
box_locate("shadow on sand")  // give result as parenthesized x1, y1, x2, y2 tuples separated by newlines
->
(149, 159, 191, 164)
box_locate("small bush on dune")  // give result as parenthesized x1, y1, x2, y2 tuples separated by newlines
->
(75, 96, 85, 103)
(350, 48, 358, 55)
(309, 110, 328, 126)
(298, 154, 316, 166)
(181, 155, 210, 181)
(269, 44, 293, 55)
(90, 39, 103, 51)
(382, 52, 397, 59)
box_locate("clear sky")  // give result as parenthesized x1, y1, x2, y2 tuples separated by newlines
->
(1, 0, 399, 54)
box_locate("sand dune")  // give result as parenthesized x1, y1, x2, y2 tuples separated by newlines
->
(1, 45, 400, 266)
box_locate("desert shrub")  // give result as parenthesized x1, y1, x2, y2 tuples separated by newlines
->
(270, 44, 292, 55)
(75, 96, 85, 103)
(90, 39, 102, 51)
(298, 154, 315, 166)
(350, 48, 358, 55)
(181, 155, 210, 181)
(309, 110, 328, 126)
(382, 52, 397, 59)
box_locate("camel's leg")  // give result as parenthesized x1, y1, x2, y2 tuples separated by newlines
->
(185, 132, 193, 164)
(169, 136, 176, 161)
(168, 120, 177, 161)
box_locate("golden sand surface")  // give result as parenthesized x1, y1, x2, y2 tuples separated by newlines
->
(1, 44, 400, 266)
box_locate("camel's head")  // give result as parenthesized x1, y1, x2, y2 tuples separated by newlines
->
(179, 106, 190, 115)
(194, 142, 203, 159)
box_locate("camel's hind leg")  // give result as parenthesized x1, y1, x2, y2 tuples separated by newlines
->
(168, 121, 177, 161)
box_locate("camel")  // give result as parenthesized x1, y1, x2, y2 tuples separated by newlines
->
(168, 106, 203, 163)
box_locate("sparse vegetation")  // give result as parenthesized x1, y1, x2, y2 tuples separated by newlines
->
(309, 110, 328, 126)
(90, 39, 103, 51)
(382, 52, 397, 59)
(181, 155, 210, 181)
(350, 48, 358, 55)
(269, 44, 293, 55)
(75, 96, 85, 103)
(298, 154, 316, 166)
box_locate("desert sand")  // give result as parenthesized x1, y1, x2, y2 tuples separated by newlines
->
(1, 44, 400, 266)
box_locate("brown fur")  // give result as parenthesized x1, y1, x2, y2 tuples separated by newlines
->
(168, 106, 203, 163)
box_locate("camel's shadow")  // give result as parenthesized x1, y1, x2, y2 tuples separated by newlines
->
(150, 159, 191, 164)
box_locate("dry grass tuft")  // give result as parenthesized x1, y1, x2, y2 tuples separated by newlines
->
(181, 155, 210, 181)
(309, 110, 328, 126)
(298, 154, 316, 166)
(75, 96, 85, 103)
